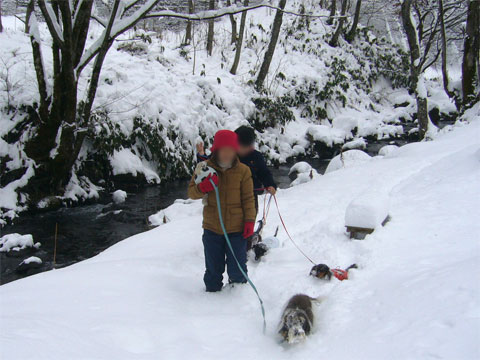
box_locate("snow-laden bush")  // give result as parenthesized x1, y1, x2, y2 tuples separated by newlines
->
(248, 98, 295, 131)
(325, 150, 372, 174)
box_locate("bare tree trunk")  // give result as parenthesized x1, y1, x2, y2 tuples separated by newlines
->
(438, 0, 455, 102)
(255, 0, 287, 90)
(230, 0, 249, 75)
(227, 0, 237, 44)
(327, 0, 336, 25)
(26, 0, 48, 122)
(462, 0, 480, 106)
(329, 0, 347, 47)
(346, 0, 361, 42)
(206, 0, 215, 56)
(185, 0, 194, 44)
(0, 0, 3, 33)
(401, 0, 428, 139)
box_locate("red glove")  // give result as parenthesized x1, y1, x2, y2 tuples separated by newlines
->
(198, 174, 218, 193)
(243, 221, 255, 239)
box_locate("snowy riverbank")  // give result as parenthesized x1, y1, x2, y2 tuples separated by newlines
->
(0, 108, 479, 359)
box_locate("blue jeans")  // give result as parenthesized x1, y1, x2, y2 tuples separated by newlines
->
(202, 229, 248, 292)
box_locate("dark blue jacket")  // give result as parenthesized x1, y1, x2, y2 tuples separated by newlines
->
(197, 150, 276, 194)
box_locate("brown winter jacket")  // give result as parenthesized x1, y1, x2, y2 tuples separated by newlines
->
(188, 158, 256, 235)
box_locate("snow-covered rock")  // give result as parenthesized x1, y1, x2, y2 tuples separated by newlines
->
(345, 192, 390, 229)
(325, 150, 372, 174)
(342, 138, 366, 151)
(288, 162, 319, 187)
(112, 190, 128, 204)
(288, 161, 312, 176)
(378, 144, 399, 157)
(20, 256, 43, 265)
(0, 234, 40, 253)
(17, 256, 43, 273)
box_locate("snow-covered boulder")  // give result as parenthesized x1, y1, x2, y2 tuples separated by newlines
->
(345, 192, 390, 230)
(325, 150, 372, 174)
(342, 138, 367, 151)
(112, 190, 127, 204)
(0, 234, 41, 253)
(288, 162, 319, 187)
(17, 256, 43, 273)
(378, 144, 399, 157)
(288, 161, 311, 178)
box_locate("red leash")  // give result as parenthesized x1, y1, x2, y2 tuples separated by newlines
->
(272, 194, 316, 265)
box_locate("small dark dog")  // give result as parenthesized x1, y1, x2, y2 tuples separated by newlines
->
(310, 263, 358, 281)
(252, 242, 268, 260)
(278, 294, 317, 344)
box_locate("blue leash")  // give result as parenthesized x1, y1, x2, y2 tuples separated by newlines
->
(210, 179, 267, 333)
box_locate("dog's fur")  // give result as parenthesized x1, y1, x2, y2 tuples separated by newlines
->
(252, 242, 268, 260)
(278, 294, 316, 344)
(309, 263, 358, 280)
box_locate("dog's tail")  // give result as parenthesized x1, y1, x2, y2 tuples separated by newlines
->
(346, 263, 358, 272)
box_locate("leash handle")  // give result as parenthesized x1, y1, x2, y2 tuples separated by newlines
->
(210, 179, 267, 333)
(273, 195, 316, 265)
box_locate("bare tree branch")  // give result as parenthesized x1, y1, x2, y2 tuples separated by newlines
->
(37, 0, 65, 46)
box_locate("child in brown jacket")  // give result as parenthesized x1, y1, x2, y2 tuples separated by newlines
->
(188, 130, 256, 292)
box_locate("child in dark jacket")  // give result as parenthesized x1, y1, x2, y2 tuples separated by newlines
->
(197, 126, 277, 207)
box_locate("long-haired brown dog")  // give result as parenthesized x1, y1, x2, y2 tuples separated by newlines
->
(278, 294, 317, 344)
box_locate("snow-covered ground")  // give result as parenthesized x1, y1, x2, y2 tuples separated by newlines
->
(1, 108, 478, 359)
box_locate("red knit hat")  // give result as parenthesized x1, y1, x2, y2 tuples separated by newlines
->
(211, 130, 239, 153)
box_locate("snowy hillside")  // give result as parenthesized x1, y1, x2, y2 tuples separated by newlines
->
(1, 107, 478, 359)
(0, 0, 458, 222)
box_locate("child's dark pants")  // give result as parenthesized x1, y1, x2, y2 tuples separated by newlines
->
(202, 229, 248, 292)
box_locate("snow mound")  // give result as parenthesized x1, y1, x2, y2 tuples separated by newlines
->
(378, 144, 399, 157)
(289, 162, 319, 187)
(345, 192, 390, 229)
(0, 234, 40, 252)
(325, 150, 372, 174)
(112, 190, 128, 204)
(20, 256, 43, 265)
(149, 199, 202, 226)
